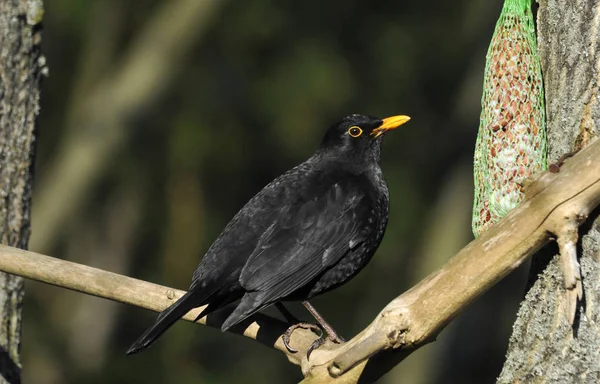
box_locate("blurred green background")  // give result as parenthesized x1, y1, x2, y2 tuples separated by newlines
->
(23, 0, 530, 383)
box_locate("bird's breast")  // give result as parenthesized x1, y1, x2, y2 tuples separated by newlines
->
(304, 193, 389, 299)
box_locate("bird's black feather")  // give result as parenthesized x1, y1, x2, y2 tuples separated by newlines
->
(127, 114, 397, 354)
(220, 178, 373, 330)
(126, 290, 204, 355)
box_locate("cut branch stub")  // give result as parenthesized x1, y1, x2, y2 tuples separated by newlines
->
(328, 305, 412, 377)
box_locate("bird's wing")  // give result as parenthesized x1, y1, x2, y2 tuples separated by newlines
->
(239, 179, 372, 302)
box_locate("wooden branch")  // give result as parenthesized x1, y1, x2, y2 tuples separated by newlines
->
(0, 244, 320, 367)
(300, 138, 600, 382)
(0, 138, 599, 383)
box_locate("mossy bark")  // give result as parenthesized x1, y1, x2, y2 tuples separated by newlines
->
(499, 1, 600, 383)
(0, 0, 44, 382)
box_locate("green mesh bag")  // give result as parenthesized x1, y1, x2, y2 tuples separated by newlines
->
(472, 0, 547, 237)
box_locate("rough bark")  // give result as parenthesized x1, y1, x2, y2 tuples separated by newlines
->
(0, 0, 44, 383)
(499, 1, 600, 383)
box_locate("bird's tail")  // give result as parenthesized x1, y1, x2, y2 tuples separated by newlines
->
(220, 292, 269, 332)
(126, 291, 198, 355)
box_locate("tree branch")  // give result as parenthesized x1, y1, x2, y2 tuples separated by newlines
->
(1, 138, 599, 382)
(0, 244, 319, 367)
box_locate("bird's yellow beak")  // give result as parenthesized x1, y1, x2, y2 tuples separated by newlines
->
(371, 115, 411, 138)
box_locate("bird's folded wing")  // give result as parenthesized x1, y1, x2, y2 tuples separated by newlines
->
(239, 181, 371, 301)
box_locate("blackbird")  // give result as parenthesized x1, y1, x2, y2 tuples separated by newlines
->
(127, 113, 410, 356)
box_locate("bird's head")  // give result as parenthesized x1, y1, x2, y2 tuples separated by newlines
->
(318, 114, 410, 164)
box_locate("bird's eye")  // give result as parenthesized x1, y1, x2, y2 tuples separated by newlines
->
(348, 126, 363, 138)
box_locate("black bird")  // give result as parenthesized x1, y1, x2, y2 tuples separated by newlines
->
(127, 113, 410, 356)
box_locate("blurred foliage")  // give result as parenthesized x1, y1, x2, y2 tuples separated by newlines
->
(22, 0, 529, 383)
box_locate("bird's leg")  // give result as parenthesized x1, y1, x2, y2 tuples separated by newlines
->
(282, 322, 323, 354)
(276, 303, 325, 354)
(302, 301, 344, 343)
(277, 302, 322, 353)
(302, 301, 346, 358)
(277, 302, 323, 353)
(279, 301, 345, 357)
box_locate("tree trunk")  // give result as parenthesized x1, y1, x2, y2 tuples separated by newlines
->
(0, 1, 44, 383)
(499, 1, 600, 383)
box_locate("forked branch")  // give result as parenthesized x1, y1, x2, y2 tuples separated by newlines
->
(1, 139, 599, 383)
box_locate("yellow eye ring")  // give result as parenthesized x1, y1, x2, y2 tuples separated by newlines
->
(348, 126, 363, 137)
